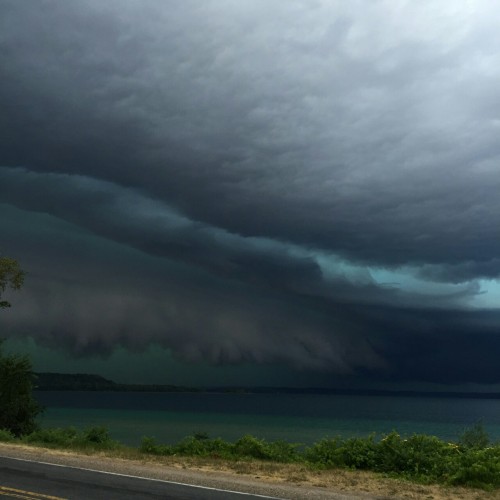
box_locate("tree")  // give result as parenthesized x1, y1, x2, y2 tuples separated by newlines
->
(0, 256, 42, 435)
(0, 256, 25, 309)
(0, 341, 43, 436)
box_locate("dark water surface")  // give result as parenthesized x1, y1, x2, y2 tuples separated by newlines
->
(35, 391, 500, 446)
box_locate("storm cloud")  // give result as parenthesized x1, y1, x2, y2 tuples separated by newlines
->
(1, 0, 500, 386)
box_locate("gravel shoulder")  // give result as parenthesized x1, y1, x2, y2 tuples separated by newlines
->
(0, 443, 496, 500)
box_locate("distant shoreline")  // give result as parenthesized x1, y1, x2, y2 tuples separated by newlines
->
(34, 372, 500, 399)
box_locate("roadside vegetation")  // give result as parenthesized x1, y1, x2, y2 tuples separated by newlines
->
(142, 424, 500, 490)
(0, 423, 498, 491)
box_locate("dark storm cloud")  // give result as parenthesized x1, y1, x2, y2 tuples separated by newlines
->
(0, 167, 482, 311)
(0, 167, 325, 294)
(364, 307, 500, 384)
(0, 202, 387, 374)
(2, 0, 500, 272)
(1, 0, 500, 385)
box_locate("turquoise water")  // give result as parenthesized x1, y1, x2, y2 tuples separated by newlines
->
(35, 392, 500, 447)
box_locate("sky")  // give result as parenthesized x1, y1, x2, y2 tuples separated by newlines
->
(1, 0, 500, 389)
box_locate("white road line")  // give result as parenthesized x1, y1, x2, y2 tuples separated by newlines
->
(0, 455, 285, 499)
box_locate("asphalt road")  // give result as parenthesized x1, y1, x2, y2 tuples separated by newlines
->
(0, 456, 283, 500)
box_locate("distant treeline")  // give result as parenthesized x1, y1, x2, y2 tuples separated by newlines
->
(35, 373, 200, 392)
(34, 373, 500, 399)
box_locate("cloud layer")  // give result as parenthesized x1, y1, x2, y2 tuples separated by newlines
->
(1, 0, 500, 385)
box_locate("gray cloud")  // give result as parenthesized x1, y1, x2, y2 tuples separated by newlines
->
(0, 202, 386, 375)
(0, 167, 483, 310)
(1, 0, 500, 385)
(2, 1, 500, 270)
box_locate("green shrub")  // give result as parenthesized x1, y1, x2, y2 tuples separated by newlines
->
(232, 435, 271, 460)
(140, 435, 233, 458)
(374, 432, 408, 473)
(140, 436, 158, 453)
(264, 440, 301, 463)
(140, 434, 299, 462)
(22, 426, 118, 450)
(82, 426, 111, 445)
(23, 427, 78, 446)
(458, 422, 490, 450)
(77, 426, 119, 449)
(304, 437, 342, 467)
(201, 437, 232, 458)
(140, 436, 173, 455)
(0, 428, 15, 442)
(174, 435, 212, 456)
(450, 446, 500, 489)
(340, 435, 377, 469)
(374, 432, 456, 479)
(401, 434, 455, 477)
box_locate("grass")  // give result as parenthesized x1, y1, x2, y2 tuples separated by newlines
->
(0, 423, 499, 491)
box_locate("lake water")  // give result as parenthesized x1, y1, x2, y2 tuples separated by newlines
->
(35, 391, 500, 447)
